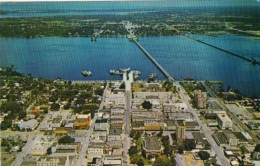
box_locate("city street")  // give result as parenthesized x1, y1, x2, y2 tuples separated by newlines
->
(123, 87, 131, 165)
(203, 82, 260, 143)
(176, 82, 231, 166)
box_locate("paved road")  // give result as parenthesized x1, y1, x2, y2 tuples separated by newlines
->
(123, 89, 131, 165)
(99, 83, 109, 110)
(74, 119, 95, 166)
(123, 73, 133, 165)
(203, 82, 260, 143)
(176, 82, 231, 166)
(176, 154, 186, 166)
(11, 111, 52, 166)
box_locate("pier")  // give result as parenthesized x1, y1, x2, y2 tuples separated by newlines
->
(184, 35, 259, 65)
(133, 39, 175, 81)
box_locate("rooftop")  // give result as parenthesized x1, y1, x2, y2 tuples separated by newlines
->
(109, 128, 122, 135)
(95, 119, 108, 123)
(217, 113, 231, 121)
(144, 136, 161, 151)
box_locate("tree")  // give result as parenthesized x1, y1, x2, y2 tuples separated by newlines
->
(76, 97, 85, 105)
(128, 146, 138, 156)
(142, 100, 152, 110)
(0, 101, 22, 115)
(58, 135, 75, 144)
(198, 151, 210, 160)
(51, 103, 60, 111)
(178, 146, 184, 154)
(119, 82, 125, 89)
(157, 130, 163, 137)
(137, 159, 144, 166)
(47, 147, 52, 155)
(130, 154, 143, 164)
(1, 118, 12, 130)
(134, 132, 142, 140)
(95, 88, 104, 96)
(254, 144, 260, 152)
(130, 130, 136, 138)
(162, 136, 173, 156)
(183, 139, 196, 151)
(153, 155, 173, 166)
(18, 111, 26, 120)
(63, 103, 70, 110)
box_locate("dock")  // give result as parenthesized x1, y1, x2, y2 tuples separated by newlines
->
(184, 35, 259, 65)
(133, 39, 175, 81)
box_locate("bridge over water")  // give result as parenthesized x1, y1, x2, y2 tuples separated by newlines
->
(133, 39, 175, 81)
(184, 35, 260, 65)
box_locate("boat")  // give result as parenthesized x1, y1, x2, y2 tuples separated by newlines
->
(133, 70, 141, 75)
(134, 74, 140, 79)
(119, 67, 131, 72)
(81, 71, 92, 77)
(91, 36, 97, 42)
(148, 73, 157, 79)
(110, 70, 121, 75)
(110, 70, 116, 75)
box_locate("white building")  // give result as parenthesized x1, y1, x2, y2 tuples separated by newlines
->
(217, 113, 232, 129)
(87, 142, 104, 158)
(18, 119, 38, 131)
(94, 119, 109, 131)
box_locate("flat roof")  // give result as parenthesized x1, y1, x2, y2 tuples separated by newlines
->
(109, 128, 122, 135)
(214, 132, 228, 144)
(217, 113, 231, 121)
(95, 119, 108, 123)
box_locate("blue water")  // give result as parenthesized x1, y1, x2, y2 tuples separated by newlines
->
(0, 35, 259, 96)
(138, 35, 260, 96)
(0, 1, 260, 97)
(192, 35, 260, 61)
(0, 37, 164, 80)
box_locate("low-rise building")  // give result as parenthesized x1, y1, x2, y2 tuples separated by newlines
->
(142, 136, 162, 158)
(103, 155, 122, 166)
(94, 119, 109, 131)
(74, 113, 91, 129)
(88, 141, 105, 158)
(223, 130, 239, 146)
(37, 156, 73, 166)
(18, 119, 38, 131)
(176, 153, 205, 166)
(108, 128, 122, 141)
(93, 131, 108, 141)
(144, 121, 165, 131)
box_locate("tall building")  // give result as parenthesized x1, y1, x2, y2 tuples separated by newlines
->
(217, 113, 232, 129)
(175, 120, 186, 141)
(194, 90, 207, 109)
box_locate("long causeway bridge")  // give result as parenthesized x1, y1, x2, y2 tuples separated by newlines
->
(184, 35, 260, 65)
(133, 39, 175, 81)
